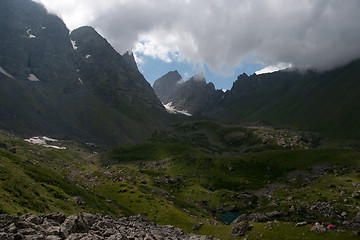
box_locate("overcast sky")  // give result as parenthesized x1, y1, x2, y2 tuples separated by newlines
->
(34, 0, 360, 89)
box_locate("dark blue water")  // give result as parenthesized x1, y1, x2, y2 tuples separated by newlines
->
(216, 212, 242, 224)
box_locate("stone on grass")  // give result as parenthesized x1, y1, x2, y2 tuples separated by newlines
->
(311, 225, 326, 233)
(295, 222, 307, 227)
(230, 221, 250, 237)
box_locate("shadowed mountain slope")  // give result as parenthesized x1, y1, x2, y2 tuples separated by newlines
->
(154, 60, 360, 139)
(0, 0, 166, 144)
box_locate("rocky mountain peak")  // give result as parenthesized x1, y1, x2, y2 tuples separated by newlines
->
(152, 70, 183, 104)
(188, 73, 206, 83)
(122, 51, 139, 71)
(0, 0, 76, 84)
(153, 70, 182, 89)
(153, 71, 224, 115)
(0, 0, 166, 144)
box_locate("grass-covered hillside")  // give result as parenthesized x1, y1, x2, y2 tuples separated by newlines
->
(1, 121, 360, 239)
(215, 59, 360, 140)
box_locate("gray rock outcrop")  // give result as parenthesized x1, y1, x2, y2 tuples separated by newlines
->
(0, 212, 217, 240)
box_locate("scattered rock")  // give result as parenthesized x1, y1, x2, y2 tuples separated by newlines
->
(183, 209, 191, 214)
(311, 225, 326, 233)
(295, 222, 308, 227)
(0, 214, 17, 228)
(248, 213, 268, 222)
(289, 205, 296, 212)
(192, 223, 204, 230)
(69, 196, 86, 205)
(19, 213, 42, 225)
(265, 211, 287, 219)
(232, 214, 248, 225)
(0, 213, 217, 240)
(228, 205, 238, 212)
(230, 221, 250, 237)
(45, 212, 66, 225)
(352, 191, 360, 199)
(118, 188, 127, 193)
(63, 213, 89, 234)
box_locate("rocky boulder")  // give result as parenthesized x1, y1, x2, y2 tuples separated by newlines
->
(311, 224, 327, 233)
(230, 221, 251, 237)
(231, 214, 248, 225)
(0, 212, 218, 240)
(248, 213, 268, 222)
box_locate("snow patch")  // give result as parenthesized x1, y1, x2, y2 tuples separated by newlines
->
(26, 29, 36, 38)
(0, 66, 15, 79)
(78, 78, 83, 85)
(28, 74, 40, 82)
(222, 89, 227, 93)
(70, 39, 78, 50)
(255, 63, 292, 75)
(85, 54, 91, 59)
(41, 26, 46, 30)
(42, 136, 58, 142)
(163, 102, 192, 116)
(24, 136, 66, 150)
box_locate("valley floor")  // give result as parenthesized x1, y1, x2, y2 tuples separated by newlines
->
(1, 121, 360, 239)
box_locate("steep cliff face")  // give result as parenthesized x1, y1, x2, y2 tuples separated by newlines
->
(153, 70, 183, 104)
(153, 72, 224, 115)
(0, 0, 77, 86)
(70, 26, 164, 115)
(0, 0, 166, 144)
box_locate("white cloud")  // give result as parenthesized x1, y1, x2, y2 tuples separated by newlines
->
(191, 73, 206, 81)
(34, 0, 360, 73)
(184, 72, 190, 80)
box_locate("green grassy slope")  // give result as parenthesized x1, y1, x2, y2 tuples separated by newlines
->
(1, 122, 360, 239)
(218, 60, 360, 140)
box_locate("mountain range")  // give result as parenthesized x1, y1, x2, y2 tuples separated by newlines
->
(154, 60, 360, 140)
(1, 0, 360, 144)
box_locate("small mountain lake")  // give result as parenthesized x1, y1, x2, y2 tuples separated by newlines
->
(216, 212, 242, 224)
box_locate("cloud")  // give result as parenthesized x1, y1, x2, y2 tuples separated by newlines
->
(191, 73, 206, 81)
(34, 0, 360, 73)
